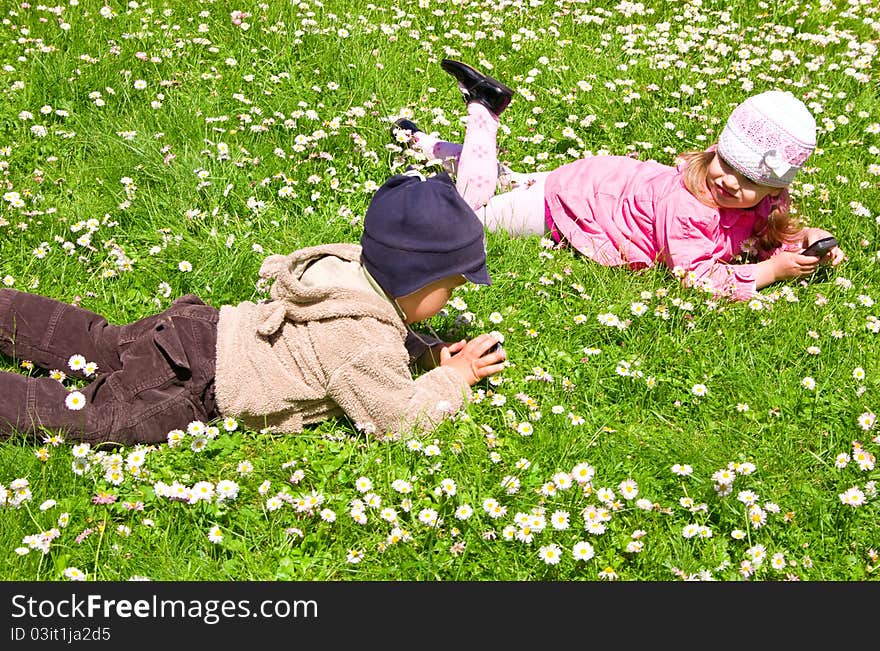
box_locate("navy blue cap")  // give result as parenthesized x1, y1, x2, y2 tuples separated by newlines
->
(361, 171, 491, 298)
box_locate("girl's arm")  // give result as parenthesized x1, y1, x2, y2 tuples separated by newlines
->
(660, 214, 763, 301)
(754, 227, 845, 289)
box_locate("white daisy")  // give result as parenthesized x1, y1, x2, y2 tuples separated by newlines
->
(572, 541, 595, 561)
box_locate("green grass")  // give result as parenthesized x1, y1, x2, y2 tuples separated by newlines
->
(0, 0, 879, 581)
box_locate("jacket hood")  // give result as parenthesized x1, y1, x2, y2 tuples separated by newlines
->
(254, 243, 405, 338)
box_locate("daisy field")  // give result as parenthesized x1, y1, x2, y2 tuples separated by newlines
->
(0, 0, 878, 581)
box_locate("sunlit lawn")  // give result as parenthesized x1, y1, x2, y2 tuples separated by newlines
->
(0, 0, 878, 581)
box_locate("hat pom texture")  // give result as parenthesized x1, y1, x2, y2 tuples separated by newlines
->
(361, 171, 491, 298)
(717, 91, 816, 188)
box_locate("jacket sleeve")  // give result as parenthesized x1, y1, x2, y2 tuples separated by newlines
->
(325, 347, 471, 440)
(658, 213, 759, 302)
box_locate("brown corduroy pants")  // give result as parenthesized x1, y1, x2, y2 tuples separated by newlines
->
(0, 289, 219, 446)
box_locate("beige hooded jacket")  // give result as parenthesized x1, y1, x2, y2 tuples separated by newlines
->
(213, 243, 470, 438)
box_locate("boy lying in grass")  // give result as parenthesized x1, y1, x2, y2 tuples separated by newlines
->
(0, 172, 505, 446)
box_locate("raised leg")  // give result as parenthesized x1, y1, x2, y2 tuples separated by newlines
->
(453, 102, 500, 211)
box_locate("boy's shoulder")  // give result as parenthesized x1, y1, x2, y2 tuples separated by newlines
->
(241, 242, 404, 334)
(258, 243, 363, 281)
(284, 242, 362, 263)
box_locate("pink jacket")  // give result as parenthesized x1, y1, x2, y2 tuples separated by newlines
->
(543, 155, 781, 301)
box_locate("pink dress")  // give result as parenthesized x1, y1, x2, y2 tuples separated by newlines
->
(543, 156, 782, 301)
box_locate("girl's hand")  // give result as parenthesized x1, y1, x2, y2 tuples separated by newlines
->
(439, 334, 506, 386)
(754, 252, 819, 288)
(824, 245, 845, 266)
(802, 228, 845, 266)
(812, 244, 845, 266)
(775, 251, 822, 280)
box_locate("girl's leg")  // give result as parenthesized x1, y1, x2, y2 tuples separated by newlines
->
(409, 127, 549, 237)
(498, 169, 550, 193)
(409, 102, 500, 210)
(475, 172, 550, 237)
(410, 132, 463, 176)
(453, 102, 500, 211)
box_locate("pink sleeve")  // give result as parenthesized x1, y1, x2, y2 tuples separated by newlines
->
(659, 215, 759, 302)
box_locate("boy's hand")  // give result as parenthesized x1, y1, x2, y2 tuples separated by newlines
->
(439, 334, 506, 386)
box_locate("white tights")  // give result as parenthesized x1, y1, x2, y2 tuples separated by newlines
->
(475, 170, 550, 237)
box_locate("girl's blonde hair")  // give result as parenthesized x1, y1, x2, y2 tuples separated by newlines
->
(678, 149, 803, 251)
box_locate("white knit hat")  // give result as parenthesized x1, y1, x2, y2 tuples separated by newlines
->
(717, 90, 816, 188)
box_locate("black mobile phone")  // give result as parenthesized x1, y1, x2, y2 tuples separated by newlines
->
(802, 236, 837, 258)
(484, 342, 502, 356)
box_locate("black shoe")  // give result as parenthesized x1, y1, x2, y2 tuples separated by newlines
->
(391, 118, 422, 142)
(441, 59, 514, 117)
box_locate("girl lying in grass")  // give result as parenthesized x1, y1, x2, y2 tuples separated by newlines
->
(394, 59, 845, 302)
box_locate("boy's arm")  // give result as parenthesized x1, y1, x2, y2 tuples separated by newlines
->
(416, 342, 453, 370)
(326, 349, 471, 439)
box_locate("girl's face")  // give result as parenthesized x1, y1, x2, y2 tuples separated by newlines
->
(706, 153, 782, 209)
(396, 275, 466, 325)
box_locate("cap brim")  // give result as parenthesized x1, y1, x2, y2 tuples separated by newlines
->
(463, 263, 491, 286)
